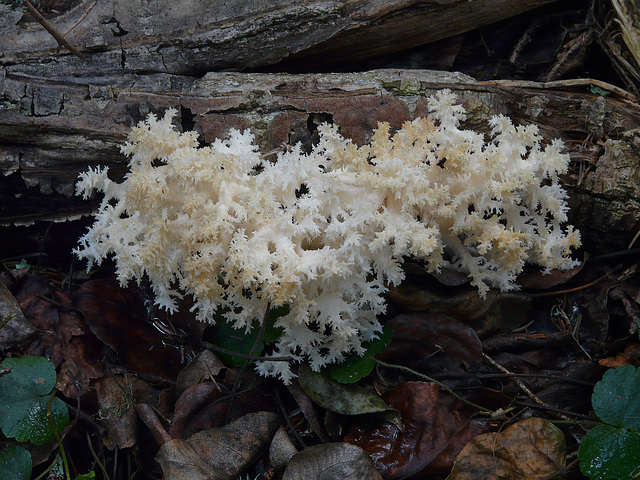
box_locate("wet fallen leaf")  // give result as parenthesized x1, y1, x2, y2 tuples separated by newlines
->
(72, 279, 183, 383)
(448, 417, 566, 480)
(386, 284, 497, 320)
(483, 350, 571, 398)
(376, 314, 482, 379)
(532, 359, 600, 416)
(516, 262, 583, 289)
(16, 277, 104, 397)
(345, 382, 484, 478)
(175, 349, 225, 397)
(282, 443, 383, 480)
(0, 281, 37, 350)
(155, 411, 280, 480)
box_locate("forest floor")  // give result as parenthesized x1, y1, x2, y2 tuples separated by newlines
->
(2, 0, 640, 479)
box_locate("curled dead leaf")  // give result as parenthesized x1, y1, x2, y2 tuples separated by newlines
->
(94, 375, 139, 449)
(345, 382, 483, 478)
(269, 426, 298, 471)
(155, 411, 280, 480)
(282, 443, 383, 480)
(447, 417, 566, 480)
(0, 281, 38, 349)
(175, 349, 225, 397)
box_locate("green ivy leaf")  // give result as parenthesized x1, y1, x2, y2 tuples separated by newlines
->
(0, 445, 31, 480)
(579, 425, 640, 480)
(330, 324, 392, 383)
(205, 306, 286, 367)
(592, 364, 640, 429)
(578, 365, 640, 480)
(0, 356, 69, 445)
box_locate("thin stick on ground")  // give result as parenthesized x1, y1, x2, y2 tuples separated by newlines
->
(482, 353, 572, 421)
(23, 0, 85, 59)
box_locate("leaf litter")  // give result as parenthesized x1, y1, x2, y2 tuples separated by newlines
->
(1, 246, 639, 479)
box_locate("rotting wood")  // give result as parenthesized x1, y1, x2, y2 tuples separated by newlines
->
(1, 69, 639, 252)
(1, 0, 558, 76)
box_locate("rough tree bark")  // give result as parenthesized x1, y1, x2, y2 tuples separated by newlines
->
(1, 0, 558, 75)
(1, 0, 639, 255)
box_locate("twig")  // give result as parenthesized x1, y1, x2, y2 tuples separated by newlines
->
(629, 229, 640, 249)
(480, 78, 637, 102)
(375, 359, 493, 414)
(23, 0, 85, 59)
(273, 387, 307, 449)
(201, 360, 222, 392)
(528, 266, 620, 297)
(64, 0, 97, 34)
(47, 390, 72, 480)
(0, 314, 17, 331)
(482, 353, 572, 421)
(86, 432, 111, 480)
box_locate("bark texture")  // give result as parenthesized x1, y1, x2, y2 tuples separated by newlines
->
(1, 0, 639, 253)
(1, 0, 557, 75)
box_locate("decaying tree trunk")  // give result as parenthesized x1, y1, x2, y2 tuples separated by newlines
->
(1, 0, 639, 255)
(1, 0, 557, 75)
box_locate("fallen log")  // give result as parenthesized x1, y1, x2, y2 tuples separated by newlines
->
(1, 0, 558, 75)
(1, 69, 639, 253)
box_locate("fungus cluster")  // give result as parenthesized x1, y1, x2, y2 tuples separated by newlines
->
(75, 91, 580, 382)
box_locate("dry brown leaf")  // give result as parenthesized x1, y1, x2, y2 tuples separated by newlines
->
(95, 374, 159, 449)
(282, 443, 383, 480)
(155, 411, 280, 480)
(447, 417, 566, 480)
(175, 349, 225, 397)
(0, 281, 37, 350)
(599, 342, 640, 368)
(16, 277, 105, 397)
(269, 426, 298, 471)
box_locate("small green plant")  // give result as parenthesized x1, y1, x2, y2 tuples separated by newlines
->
(0, 355, 96, 480)
(204, 305, 287, 368)
(0, 445, 31, 480)
(329, 323, 392, 384)
(0, 355, 69, 445)
(578, 364, 640, 480)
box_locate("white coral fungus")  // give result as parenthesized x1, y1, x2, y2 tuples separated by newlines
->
(75, 90, 580, 382)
